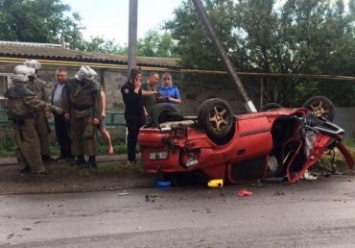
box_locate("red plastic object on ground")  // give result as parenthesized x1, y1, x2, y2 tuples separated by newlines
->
(238, 189, 253, 197)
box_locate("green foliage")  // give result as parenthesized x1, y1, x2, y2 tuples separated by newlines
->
(344, 138, 355, 148)
(0, 137, 14, 156)
(137, 30, 178, 58)
(0, 137, 128, 157)
(165, 0, 228, 69)
(96, 139, 127, 154)
(0, 0, 176, 57)
(164, 0, 355, 106)
(3, 0, 355, 106)
(79, 36, 127, 55)
(0, 0, 83, 45)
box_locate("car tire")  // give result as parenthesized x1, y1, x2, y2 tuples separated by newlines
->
(302, 96, 335, 121)
(260, 103, 283, 111)
(197, 98, 234, 143)
(150, 103, 181, 127)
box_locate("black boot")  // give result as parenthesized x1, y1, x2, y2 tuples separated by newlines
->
(75, 155, 86, 166)
(88, 156, 97, 168)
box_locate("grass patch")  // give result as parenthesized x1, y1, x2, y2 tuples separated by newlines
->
(96, 142, 128, 154)
(0, 137, 128, 157)
(64, 161, 145, 177)
(318, 145, 355, 173)
(0, 137, 15, 157)
(344, 138, 355, 148)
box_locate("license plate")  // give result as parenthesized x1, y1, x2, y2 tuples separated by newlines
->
(149, 151, 168, 160)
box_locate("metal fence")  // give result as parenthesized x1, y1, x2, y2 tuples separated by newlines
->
(334, 107, 355, 140)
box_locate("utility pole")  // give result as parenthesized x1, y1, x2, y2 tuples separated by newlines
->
(128, 0, 138, 74)
(191, 0, 257, 113)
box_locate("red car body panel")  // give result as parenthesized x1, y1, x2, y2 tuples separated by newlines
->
(138, 107, 354, 183)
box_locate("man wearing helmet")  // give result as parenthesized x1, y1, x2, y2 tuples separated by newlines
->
(63, 65, 102, 168)
(4, 65, 63, 175)
(24, 59, 55, 163)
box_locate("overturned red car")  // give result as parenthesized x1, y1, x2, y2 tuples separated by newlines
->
(138, 96, 354, 184)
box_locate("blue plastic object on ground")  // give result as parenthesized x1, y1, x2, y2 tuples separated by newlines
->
(154, 180, 171, 188)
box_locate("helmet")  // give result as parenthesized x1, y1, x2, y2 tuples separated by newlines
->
(12, 65, 31, 82)
(75, 65, 97, 81)
(24, 59, 41, 70)
(89, 67, 97, 76)
(27, 67, 36, 76)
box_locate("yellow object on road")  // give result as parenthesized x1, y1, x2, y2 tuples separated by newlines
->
(208, 179, 224, 188)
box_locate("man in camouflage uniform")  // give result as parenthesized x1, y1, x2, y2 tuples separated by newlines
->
(4, 65, 62, 174)
(24, 59, 55, 162)
(63, 66, 102, 168)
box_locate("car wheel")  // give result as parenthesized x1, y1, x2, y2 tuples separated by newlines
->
(260, 103, 283, 111)
(197, 98, 234, 142)
(150, 103, 182, 127)
(302, 96, 335, 121)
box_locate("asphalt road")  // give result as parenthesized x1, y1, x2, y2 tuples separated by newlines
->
(1, 174, 355, 248)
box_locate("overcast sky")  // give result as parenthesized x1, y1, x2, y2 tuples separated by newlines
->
(61, 0, 182, 45)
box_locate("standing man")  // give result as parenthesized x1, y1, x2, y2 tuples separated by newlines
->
(5, 65, 62, 175)
(157, 72, 181, 107)
(121, 68, 145, 164)
(141, 72, 160, 115)
(63, 66, 102, 168)
(51, 69, 72, 161)
(25, 59, 55, 163)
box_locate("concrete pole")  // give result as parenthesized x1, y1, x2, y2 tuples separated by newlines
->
(128, 0, 138, 74)
(192, 0, 257, 113)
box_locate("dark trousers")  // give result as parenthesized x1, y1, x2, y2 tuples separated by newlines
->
(54, 114, 71, 157)
(125, 114, 144, 162)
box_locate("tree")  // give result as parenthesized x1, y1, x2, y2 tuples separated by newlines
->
(165, 0, 237, 69)
(137, 30, 178, 58)
(280, 0, 355, 106)
(164, 0, 355, 106)
(0, 0, 130, 54)
(0, 0, 179, 57)
(0, 0, 84, 47)
(80, 36, 127, 55)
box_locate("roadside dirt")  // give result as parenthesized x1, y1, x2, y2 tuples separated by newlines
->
(0, 159, 156, 195)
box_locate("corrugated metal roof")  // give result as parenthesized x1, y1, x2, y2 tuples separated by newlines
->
(0, 42, 180, 68)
